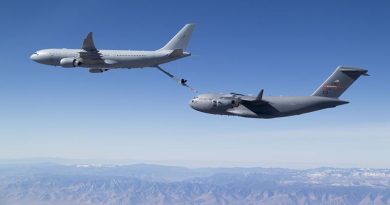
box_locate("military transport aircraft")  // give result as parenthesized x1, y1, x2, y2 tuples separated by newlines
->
(189, 66, 368, 119)
(30, 24, 195, 74)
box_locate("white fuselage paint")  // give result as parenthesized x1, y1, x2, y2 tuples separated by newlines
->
(31, 48, 190, 69)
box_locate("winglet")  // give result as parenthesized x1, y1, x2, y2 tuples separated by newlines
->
(82, 32, 97, 52)
(256, 89, 264, 101)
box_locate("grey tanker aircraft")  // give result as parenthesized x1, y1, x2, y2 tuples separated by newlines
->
(189, 66, 368, 119)
(30, 24, 195, 74)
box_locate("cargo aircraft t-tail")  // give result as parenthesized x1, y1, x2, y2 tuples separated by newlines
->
(30, 24, 195, 74)
(190, 66, 368, 119)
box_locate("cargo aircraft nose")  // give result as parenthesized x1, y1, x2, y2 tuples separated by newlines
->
(189, 96, 209, 112)
(189, 98, 196, 109)
(189, 97, 200, 110)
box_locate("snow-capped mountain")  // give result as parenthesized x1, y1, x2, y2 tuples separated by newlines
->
(0, 163, 389, 205)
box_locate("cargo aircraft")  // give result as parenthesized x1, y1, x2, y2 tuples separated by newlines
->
(190, 66, 368, 118)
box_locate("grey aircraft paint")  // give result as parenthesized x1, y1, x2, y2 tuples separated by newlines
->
(30, 24, 195, 73)
(189, 66, 368, 119)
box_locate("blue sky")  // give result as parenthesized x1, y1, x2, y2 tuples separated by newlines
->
(0, 0, 389, 168)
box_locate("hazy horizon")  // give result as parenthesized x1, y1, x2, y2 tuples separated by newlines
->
(1, 156, 389, 170)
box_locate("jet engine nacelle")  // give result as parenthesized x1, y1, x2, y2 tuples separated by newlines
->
(215, 98, 240, 109)
(60, 58, 82, 68)
(89, 68, 109, 73)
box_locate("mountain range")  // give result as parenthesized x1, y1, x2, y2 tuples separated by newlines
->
(0, 163, 389, 205)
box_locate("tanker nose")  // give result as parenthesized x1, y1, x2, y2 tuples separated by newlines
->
(30, 51, 52, 65)
(30, 53, 39, 61)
